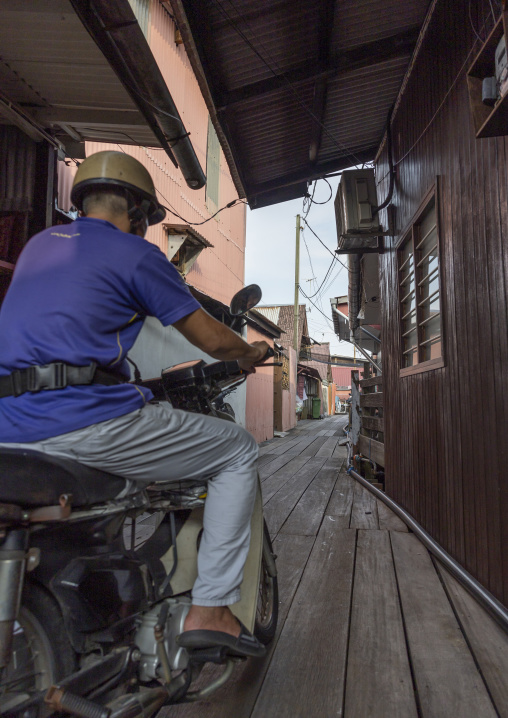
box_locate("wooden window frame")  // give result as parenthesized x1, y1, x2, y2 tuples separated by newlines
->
(397, 182, 445, 378)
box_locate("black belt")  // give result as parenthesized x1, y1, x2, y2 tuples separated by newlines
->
(0, 362, 128, 398)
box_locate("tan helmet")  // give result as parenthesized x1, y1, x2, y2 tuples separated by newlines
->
(71, 150, 166, 225)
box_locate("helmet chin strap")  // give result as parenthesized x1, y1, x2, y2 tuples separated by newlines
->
(127, 196, 151, 235)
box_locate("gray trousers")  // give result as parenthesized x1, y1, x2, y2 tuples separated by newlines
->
(2, 403, 259, 607)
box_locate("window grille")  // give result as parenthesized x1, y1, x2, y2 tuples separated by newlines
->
(398, 193, 442, 368)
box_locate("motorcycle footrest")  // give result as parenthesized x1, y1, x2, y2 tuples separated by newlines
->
(188, 645, 232, 664)
(45, 685, 110, 718)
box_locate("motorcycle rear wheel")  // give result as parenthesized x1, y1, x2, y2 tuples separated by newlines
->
(0, 584, 76, 717)
(254, 521, 278, 645)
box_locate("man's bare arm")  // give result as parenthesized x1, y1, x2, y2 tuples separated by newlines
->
(173, 308, 268, 369)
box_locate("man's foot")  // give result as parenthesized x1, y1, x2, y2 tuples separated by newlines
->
(183, 605, 240, 638)
(178, 604, 266, 659)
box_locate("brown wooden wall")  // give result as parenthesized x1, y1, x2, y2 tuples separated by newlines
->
(376, 0, 508, 604)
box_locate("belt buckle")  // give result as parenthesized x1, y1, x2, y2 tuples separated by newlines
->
(26, 363, 67, 392)
(51, 362, 67, 390)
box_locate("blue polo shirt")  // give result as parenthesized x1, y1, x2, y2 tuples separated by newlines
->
(0, 217, 201, 442)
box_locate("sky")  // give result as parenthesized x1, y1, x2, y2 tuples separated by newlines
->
(244, 176, 355, 357)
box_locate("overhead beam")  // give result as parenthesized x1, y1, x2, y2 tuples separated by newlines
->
(246, 147, 378, 207)
(247, 147, 378, 196)
(308, 0, 336, 164)
(216, 27, 419, 111)
(32, 107, 148, 127)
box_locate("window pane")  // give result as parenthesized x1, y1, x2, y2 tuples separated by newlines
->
(399, 234, 417, 367)
(416, 198, 441, 362)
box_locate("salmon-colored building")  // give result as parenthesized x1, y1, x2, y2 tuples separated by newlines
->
(70, 2, 247, 306)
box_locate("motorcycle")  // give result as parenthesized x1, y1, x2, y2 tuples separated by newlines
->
(0, 285, 278, 717)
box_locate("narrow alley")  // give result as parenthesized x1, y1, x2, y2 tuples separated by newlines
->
(166, 415, 508, 718)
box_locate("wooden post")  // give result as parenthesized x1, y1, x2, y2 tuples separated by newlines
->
(351, 370, 361, 468)
(293, 214, 301, 353)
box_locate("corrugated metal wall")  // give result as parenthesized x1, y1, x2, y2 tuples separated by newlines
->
(0, 126, 36, 213)
(376, 0, 508, 604)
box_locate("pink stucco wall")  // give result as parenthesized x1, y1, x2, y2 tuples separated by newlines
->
(245, 326, 274, 443)
(85, 0, 245, 306)
(280, 346, 296, 432)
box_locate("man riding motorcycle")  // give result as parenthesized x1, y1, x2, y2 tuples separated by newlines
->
(0, 151, 268, 659)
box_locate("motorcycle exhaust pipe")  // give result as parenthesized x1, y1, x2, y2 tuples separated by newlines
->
(107, 687, 170, 718)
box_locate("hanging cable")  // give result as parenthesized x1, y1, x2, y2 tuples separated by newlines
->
(115, 142, 247, 226)
(301, 219, 351, 273)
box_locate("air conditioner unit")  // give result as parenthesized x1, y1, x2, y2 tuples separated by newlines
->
(334, 169, 382, 251)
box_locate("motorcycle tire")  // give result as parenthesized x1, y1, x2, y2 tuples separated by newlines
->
(1, 583, 76, 717)
(254, 520, 278, 645)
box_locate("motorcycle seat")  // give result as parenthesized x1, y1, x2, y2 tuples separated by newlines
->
(0, 448, 132, 508)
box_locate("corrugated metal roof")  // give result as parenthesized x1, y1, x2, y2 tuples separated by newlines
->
(254, 306, 281, 326)
(174, 0, 431, 207)
(0, 1, 159, 149)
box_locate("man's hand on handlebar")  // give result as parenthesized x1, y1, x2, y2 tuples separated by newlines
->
(237, 341, 272, 372)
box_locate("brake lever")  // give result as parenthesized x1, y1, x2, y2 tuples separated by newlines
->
(256, 362, 283, 367)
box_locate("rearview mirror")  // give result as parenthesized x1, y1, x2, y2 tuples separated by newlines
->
(230, 284, 262, 316)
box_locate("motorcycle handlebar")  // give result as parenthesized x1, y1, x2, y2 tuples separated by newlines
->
(259, 346, 275, 363)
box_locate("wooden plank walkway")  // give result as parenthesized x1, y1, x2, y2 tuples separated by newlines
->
(162, 415, 508, 718)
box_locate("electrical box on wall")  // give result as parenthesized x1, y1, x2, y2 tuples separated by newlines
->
(334, 169, 382, 252)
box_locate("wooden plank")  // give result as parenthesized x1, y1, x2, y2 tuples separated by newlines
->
(257, 452, 280, 468)
(360, 375, 383, 388)
(252, 525, 356, 718)
(377, 500, 408, 532)
(259, 452, 308, 482)
(391, 533, 497, 718)
(344, 530, 418, 718)
(349, 481, 379, 529)
(332, 443, 348, 460)
(168, 534, 316, 718)
(360, 392, 383, 408)
(325, 473, 354, 519)
(279, 463, 338, 536)
(315, 436, 338, 458)
(437, 564, 508, 717)
(266, 435, 313, 456)
(298, 435, 329, 457)
(361, 416, 384, 432)
(263, 457, 327, 537)
(358, 434, 384, 467)
(261, 456, 312, 503)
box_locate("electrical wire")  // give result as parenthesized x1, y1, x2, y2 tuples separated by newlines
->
(301, 219, 351, 273)
(309, 178, 333, 206)
(299, 285, 335, 328)
(114, 144, 245, 283)
(161, 197, 247, 226)
(212, 0, 365, 169)
(115, 143, 247, 226)
(306, 256, 336, 299)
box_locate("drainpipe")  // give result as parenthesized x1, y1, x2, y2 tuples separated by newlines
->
(71, 0, 206, 190)
(350, 338, 382, 375)
(348, 254, 361, 333)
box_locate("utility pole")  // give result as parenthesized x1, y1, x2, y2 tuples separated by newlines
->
(293, 214, 301, 354)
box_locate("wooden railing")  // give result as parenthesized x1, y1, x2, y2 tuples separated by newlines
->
(351, 370, 384, 469)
